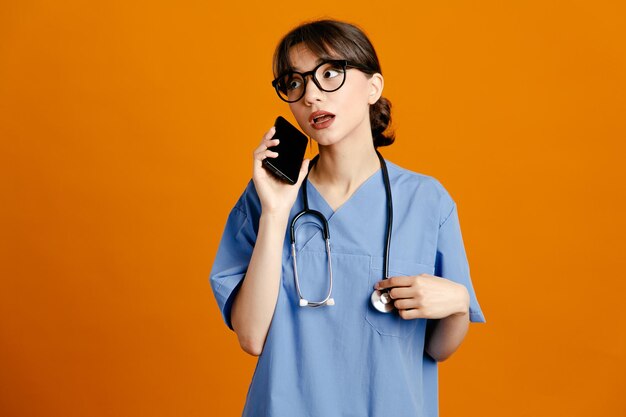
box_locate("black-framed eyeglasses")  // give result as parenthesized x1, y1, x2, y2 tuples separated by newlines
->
(272, 60, 363, 103)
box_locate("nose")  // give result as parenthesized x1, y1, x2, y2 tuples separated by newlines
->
(302, 75, 324, 105)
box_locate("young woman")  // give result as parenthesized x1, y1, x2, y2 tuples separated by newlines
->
(210, 19, 485, 417)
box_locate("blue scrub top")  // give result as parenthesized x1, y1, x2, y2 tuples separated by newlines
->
(210, 160, 485, 417)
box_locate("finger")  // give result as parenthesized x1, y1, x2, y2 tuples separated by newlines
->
(398, 308, 425, 320)
(254, 139, 279, 155)
(388, 286, 414, 300)
(253, 126, 278, 167)
(375, 275, 415, 290)
(254, 149, 279, 161)
(264, 138, 280, 149)
(294, 158, 310, 187)
(393, 298, 420, 310)
(262, 126, 276, 142)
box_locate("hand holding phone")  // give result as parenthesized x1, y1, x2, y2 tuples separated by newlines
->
(262, 116, 308, 185)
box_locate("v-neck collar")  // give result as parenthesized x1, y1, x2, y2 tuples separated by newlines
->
(305, 167, 382, 221)
(294, 163, 389, 252)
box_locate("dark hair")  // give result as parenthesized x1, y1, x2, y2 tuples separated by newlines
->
(273, 19, 394, 148)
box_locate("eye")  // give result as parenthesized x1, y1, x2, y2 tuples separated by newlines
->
(318, 62, 346, 80)
(283, 74, 303, 91)
(288, 79, 302, 90)
(322, 68, 342, 79)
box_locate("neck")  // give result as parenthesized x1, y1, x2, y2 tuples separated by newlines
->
(309, 139, 380, 196)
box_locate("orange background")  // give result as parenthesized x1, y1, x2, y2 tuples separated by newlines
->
(1, 1, 625, 416)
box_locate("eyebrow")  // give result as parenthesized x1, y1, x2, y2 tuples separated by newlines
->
(290, 58, 325, 72)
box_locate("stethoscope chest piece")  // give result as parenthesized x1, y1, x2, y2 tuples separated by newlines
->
(371, 289, 394, 313)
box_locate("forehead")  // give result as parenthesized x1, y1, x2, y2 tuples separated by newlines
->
(287, 44, 338, 71)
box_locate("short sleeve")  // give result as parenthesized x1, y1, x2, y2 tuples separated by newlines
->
(435, 201, 486, 323)
(209, 199, 257, 330)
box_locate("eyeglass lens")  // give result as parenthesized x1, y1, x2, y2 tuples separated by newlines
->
(276, 62, 346, 103)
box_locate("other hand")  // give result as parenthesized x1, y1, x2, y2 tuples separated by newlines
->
(374, 274, 470, 320)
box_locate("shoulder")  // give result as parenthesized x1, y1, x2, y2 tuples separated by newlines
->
(220, 180, 263, 237)
(232, 180, 262, 220)
(385, 160, 456, 226)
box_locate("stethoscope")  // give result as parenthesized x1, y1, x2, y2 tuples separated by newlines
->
(289, 150, 395, 313)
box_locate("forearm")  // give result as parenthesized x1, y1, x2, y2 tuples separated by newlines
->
(231, 211, 288, 355)
(425, 285, 470, 362)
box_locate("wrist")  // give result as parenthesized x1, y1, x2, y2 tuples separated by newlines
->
(260, 210, 290, 225)
(452, 283, 470, 317)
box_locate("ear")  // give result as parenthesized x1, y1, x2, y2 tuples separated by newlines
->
(368, 73, 384, 105)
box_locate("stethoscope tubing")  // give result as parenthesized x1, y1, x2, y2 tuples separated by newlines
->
(379, 151, 393, 283)
(290, 150, 393, 310)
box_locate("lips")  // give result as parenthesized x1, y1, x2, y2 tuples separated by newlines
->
(309, 110, 336, 127)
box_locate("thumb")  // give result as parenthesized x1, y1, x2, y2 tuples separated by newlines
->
(294, 158, 310, 187)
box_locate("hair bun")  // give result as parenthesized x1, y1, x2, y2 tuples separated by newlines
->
(370, 97, 394, 148)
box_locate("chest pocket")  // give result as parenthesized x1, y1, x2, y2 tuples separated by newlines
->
(365, 257, 435, 338)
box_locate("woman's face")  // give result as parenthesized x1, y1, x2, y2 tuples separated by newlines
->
(286, 45, 383, 148)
